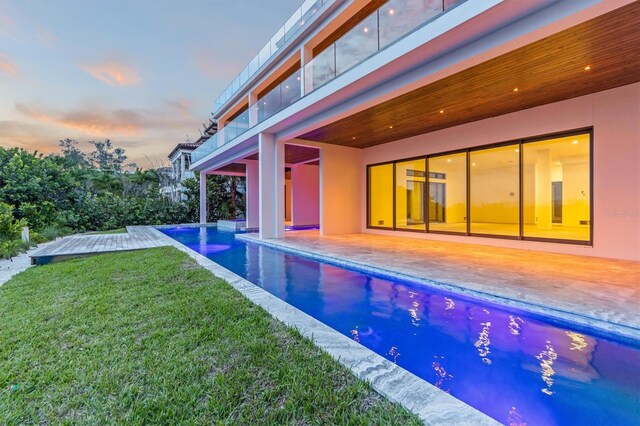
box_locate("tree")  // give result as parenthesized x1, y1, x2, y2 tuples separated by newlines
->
(181, 173, 246, 222)
(88, 139, 136, 172)
(59, 139, 90, 167)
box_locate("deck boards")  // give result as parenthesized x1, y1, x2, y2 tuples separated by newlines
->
(30, 226, 169, 264)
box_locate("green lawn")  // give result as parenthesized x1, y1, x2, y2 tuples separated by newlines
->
(0, 247, 420, 425)
(84, 228, 128, 235)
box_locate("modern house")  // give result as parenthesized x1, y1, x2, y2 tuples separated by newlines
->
(164, 121, 218, 200)
(190, 0, 639, 261)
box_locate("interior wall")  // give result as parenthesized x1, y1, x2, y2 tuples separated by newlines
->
(291, 164, 320, 226)
(360, 83, 640, 260)
(285, 177, 292, 221)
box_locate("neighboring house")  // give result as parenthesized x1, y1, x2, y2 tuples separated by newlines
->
(189, 0, 639, 261)
(163, 122, 217, 201)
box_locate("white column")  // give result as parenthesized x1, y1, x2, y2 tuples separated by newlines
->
(180, 154, 186, 181)
(259, 133, 285, 239)
(199, 172, 207, 224)
(245, 160, 259, 230)
(319, 143, 362, 235)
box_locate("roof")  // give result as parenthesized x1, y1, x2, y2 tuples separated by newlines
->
(168, 120, 219, 159)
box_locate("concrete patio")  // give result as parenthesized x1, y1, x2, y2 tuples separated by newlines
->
(237, 231, 640, 338)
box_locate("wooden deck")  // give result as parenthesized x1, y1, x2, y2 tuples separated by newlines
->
(30, 226, 168, 265)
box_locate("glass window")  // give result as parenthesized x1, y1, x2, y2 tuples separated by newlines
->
(395, 159, 426, 231)
(522, 133, 590, 241)
(368, 164, 394, 228)
(428, 152, 467, 233)
(470, 144, 520, 236)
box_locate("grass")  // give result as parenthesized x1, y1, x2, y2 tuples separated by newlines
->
(84, 228, 128, 235)
(0, 247, 420, 425)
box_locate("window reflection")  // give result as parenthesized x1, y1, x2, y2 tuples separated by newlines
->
(366, 131, 592, 244)
(522, 134, 590, 241)
(395, 158, 426, 230)
(428, 152, 467, 233)
(368, 164, 394, 228)
(470, 145, 520, 236)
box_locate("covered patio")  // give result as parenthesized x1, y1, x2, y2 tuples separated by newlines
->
(237, 230, 640, 337)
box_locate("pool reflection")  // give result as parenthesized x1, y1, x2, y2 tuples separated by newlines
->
(159, 227, 640, 426)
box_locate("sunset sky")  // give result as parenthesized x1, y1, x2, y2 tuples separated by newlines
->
(0, 0, 300, 167)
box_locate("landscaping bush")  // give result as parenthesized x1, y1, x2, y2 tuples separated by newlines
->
(0, 141, 245, 252)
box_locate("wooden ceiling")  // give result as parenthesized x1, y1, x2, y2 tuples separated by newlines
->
(243, 144, 320, 164)
(215, 163, 246, 174)
(299, 3, 640, 148)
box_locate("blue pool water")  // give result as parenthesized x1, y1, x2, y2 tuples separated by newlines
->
(159, 226, 640, 425)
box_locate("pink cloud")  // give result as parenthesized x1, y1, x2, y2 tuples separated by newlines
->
(81, 59, 142, 86)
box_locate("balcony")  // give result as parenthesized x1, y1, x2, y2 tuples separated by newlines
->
(213, 0, 329, 115)
(257, 69, 302, 122)
(193, 0, 465, 165)
(304, 0, 460, 91)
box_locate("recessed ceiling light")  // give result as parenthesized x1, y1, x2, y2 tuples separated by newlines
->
(389, 125, 393, 129)
(584, 65, 591, 71)
(352, 136, 356, 140)
(515, 149, 520, 153)
(439, 110, 444, 114)
(364, 27, 369, 33)
(447, 159, 451, 162)
(513, 87, 519, 92)
(572, 140, 579, 144)
(389, 8, 395, 15)
(472, 162, 476, 166)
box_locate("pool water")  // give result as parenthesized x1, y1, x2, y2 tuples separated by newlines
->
(159, 226, 640, 425)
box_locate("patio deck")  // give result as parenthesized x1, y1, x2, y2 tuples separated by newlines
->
(29, 226, 169, 265)
(237, 231, 640, 338)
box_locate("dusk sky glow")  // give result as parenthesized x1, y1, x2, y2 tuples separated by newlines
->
(0, 0, 301, 167)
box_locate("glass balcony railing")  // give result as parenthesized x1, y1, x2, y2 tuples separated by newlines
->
(193, 0, 465, 164)
(191, 132, 220, 164)
(213, 0, 328, 115)
(304, 0, 460, 92)
(224, 108, 251, 144)
(257, 69, 302, 122)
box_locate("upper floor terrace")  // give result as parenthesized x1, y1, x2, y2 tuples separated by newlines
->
(193, 0, 472, 164)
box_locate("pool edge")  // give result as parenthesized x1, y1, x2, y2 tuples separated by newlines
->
(148, 226, 501, 426)
(234, 233, 640, 342)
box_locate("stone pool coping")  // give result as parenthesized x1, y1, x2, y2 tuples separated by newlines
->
(235, 233, 640, 342)
(148, 226, 500, 425)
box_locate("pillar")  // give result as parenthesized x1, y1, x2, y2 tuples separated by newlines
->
(245, 160, 259, 229)
(259, 133, 285, 239)
(199, 172, 207, 224)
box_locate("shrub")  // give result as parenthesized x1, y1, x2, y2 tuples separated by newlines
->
(40, 225, 72, 241)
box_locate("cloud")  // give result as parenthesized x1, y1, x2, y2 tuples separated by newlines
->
(0, 51, 18, 76)
(5, 99, 203, 167)
(81, 59, 142, 86)
(14, 99, 200, 138)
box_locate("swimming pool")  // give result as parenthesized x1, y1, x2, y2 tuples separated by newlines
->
(159, 226, 640, 425)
